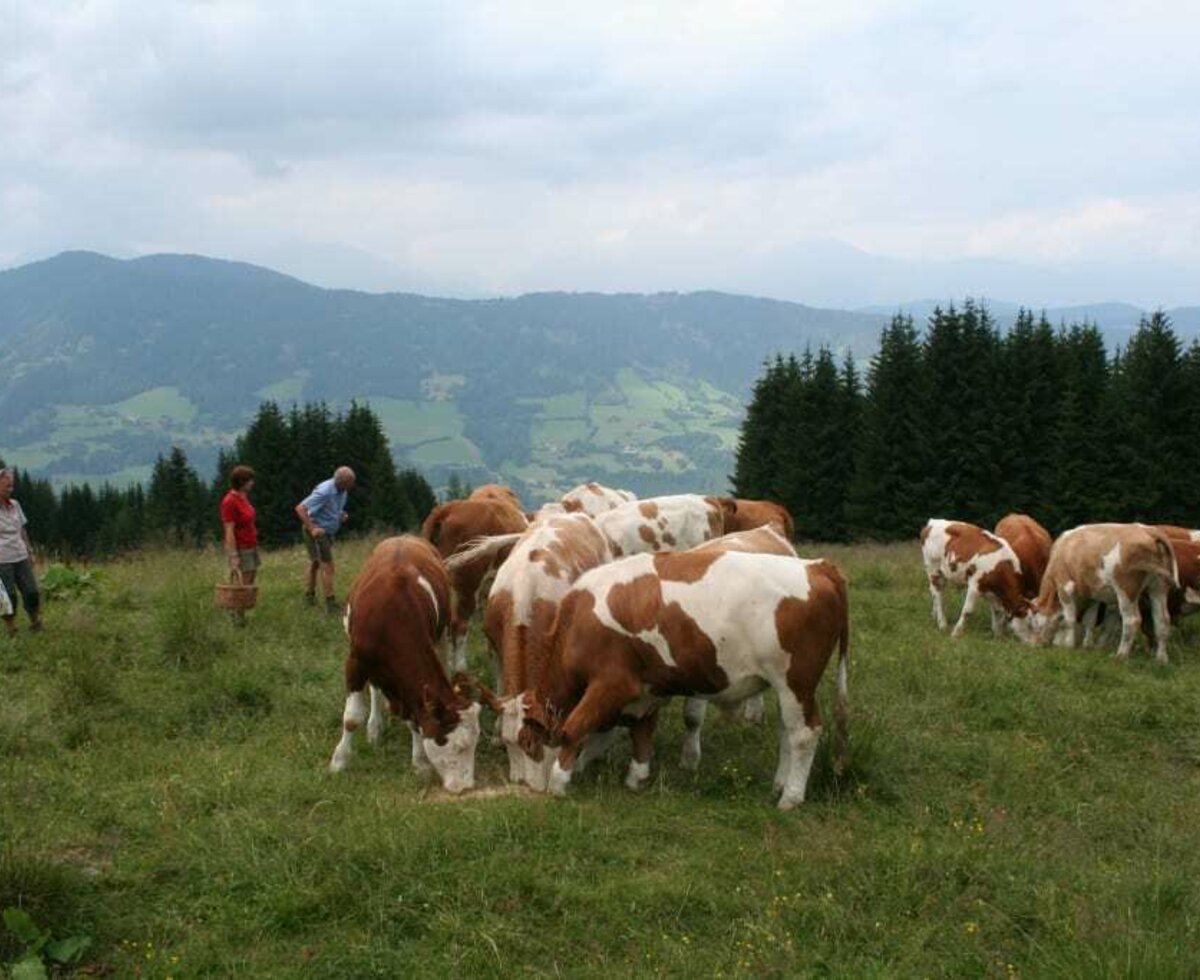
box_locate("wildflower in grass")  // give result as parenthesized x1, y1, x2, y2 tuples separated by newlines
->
(965, 922, 978, 935)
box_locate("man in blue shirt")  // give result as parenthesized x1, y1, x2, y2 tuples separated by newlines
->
(295, 466, 356, 613)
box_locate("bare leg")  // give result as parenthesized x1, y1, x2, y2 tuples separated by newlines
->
(320, 561, 336, 599)
(305, 561, 319, 599)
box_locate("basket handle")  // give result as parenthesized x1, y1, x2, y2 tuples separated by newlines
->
(229, 567, 245, 586)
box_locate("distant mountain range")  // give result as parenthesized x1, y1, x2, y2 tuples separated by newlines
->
(1, 251, 1195, 501)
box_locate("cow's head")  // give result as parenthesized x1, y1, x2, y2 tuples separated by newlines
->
(419, 701, 481, 794)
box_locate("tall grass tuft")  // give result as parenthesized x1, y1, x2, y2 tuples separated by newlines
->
(155, 583, 228, 670)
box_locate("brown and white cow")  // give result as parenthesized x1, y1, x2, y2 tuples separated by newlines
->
(560, 482, 637, 516)
(921, 519, 1031, 638)
(726, 499, 795, 540)
(993, 513, 1052, 599)
(421, 497, 529, 671)
(328, 536, 499, 793)
(593, 494, 736, 556)
(469, 483, 524, 510)
(1022, 523, 1178, 662)
(446, 513, 616, 788)
(518, 550, 849, 809)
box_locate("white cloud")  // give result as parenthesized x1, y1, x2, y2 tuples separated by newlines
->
(2, 0, 1199, 305)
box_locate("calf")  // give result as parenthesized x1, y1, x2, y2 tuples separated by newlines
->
(1024, 523, 1178, 662)
(447, 513, 616, 789)
(328, 537, 498, 793)
(593, 494, 735, 556)
(921, 519, 1031, 638)
(421, 497, 528, 670)
(994, 513, 1052, 599)
(519, 550, 850, 810)
(560, 482, 637, 516)
(469, 483, 524, 510)
(726, 499, 796, 540)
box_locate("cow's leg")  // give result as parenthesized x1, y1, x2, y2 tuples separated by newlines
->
(574, 728, 620, 775)
(741, 693, 765, 724)
(408, 722, 434, 777)
(951, 581, 981, 639)
(329, 659, 369, 772)
(1114, 591, 1141, 661)
(929, 574, 948, 630)
(366, 684, 386, 744)
(990, 604, 1005, 638)
(776, 687, 822, 811)
(624, 711, 659, 791)
(549, 679, 640, 797)
(329, 690, 367, 772)
(1147, 579, 1171, 664)
(679, 698, 707, 771)
(773, 711, 793, 793)
(1081, 603, 1101, 647)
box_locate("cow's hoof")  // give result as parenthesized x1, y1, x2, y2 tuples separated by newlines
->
(679, 746, 700, 772)
(624, 760, 651, 791)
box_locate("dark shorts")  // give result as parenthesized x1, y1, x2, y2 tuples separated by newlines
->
(237, 548, 261, 572)
(0, 559, 40, 617)
(304, 529, 334, 564)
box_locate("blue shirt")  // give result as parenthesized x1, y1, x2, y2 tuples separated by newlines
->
(301, 479, 348, 536)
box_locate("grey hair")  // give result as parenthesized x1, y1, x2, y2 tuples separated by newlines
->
(334, 465, 356, 484)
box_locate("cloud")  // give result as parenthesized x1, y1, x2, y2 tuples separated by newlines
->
(2, 1, 1199, 305)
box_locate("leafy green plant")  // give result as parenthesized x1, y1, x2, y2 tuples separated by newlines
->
(38, 565, 99, 601)
(2, 906, 91, 979)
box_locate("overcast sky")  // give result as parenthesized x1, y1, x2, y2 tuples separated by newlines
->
(3, 1, 1199, 307)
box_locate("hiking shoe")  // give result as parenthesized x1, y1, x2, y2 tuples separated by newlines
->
(29, 620, 43, 634)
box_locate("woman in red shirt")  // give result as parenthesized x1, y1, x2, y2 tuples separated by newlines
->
(220, 465, 260, 588)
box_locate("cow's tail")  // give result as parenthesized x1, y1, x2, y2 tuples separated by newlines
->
(421, 503, 454, 547)
(834, 615, 850, 777)
(1154, 531, 1181, 589)
(445, 533, 524, 572)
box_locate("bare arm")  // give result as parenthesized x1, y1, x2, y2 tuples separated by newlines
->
(294, 503, 324, 536)
(223, 522, 239, 564)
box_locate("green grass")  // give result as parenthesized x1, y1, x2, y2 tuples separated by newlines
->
(3, 541, 1200, 976)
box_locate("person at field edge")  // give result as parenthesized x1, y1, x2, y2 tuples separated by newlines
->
(0, 468, 43, 637)
(295, 465, 355, 614)
(220, 464, 260, 624)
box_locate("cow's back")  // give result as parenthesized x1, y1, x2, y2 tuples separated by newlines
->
(348, 536, 450, 653)
(729, 499, 795, 540)
(595, 494, 727, 556)
(995, 513, 1052, 597)
(421, 499, 528, 557)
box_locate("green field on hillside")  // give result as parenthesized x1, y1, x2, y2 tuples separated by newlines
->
(3, 540, 1199, 976)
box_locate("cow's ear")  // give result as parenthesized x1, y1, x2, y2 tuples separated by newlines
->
(720, 497, 738, 520)
(517, 723, 544, 760)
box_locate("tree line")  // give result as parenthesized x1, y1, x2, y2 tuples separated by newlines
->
(734, 305, 1200, 541)
(3, 400, 438, 558)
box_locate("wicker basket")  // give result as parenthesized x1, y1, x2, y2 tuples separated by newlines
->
(215, 571, 258, 611)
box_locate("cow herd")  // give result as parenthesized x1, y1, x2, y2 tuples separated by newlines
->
(328, 483, 842, 810)
(328, 486, 1200, 811)
(922, 514, 1200, 663)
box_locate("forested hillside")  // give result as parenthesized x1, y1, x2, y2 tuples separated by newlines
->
(2, 251, 1197, 502)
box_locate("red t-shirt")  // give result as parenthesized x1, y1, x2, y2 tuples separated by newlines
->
(219, 490, 258, 550)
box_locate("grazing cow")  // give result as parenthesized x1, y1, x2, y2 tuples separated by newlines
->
(421, 497, 528, 670)
(593, 494, 736, 556)
(560, 482, 637, 516)
(447, 513, 616, 789)
(994, 513, 1052, 599)
(470, 483, 524, 510)
(727, 499, 796, 541)
(921, 519, 1031, 638)
(1023, 523, 1178, 663)
(681, 524, 801, 737)
(328, 537, 499, 793)
(518, 550, 849, 809)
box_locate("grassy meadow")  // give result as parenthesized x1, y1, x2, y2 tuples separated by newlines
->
(2, 538, 1200, 977)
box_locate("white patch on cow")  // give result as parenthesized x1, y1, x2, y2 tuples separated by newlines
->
(548, 758, 572, 796)
(594, 494, 719, 559)
(342, 604, 352, 637)
(624, 759, 651, 791)
(416, 575, 439, 621)
(1187, 587, 1200, 605)
(421, 702, 481, 795)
